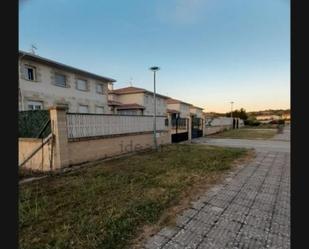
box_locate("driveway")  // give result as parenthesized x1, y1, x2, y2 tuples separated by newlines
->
(144, 127, 290, 249)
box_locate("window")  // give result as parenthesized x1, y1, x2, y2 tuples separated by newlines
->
(25, 65, 36, 81)
(96, 83, 104, 94)
(55, 73, 67, 87)
(145, 95, 149, 104)
(27, 100, 43, 110)
(96, 106, 104, 114)
(76, 79, 87, 91)
(78, 104, 89, 113)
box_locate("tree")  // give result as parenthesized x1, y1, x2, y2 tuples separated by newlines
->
(226, 108, 248, 120)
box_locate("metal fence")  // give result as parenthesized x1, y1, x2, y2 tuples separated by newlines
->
(66, 113, 168, 139)
(171, 118, 188, 130)
(19, 110, 51, 138)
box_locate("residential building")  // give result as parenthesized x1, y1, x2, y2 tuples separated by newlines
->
(108, 86, 169, 115)
(189, 105, 204, 118)
(166, 98, 192, 118)
(19, 51, 116, 113)
(255, 114, 281, 121)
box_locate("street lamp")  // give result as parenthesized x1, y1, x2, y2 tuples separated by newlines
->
(149, 66, 160, 151)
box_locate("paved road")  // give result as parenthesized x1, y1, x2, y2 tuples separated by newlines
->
(191, 126, 290, 153)
(144, 127, 290, 249)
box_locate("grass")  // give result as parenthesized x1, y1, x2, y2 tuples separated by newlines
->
(209, 127, 277, 140)
(244, 124, 278, 129)
(19, 168, 50, 181)
(19, 144, 249, 249)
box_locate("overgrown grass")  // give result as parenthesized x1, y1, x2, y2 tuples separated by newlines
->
(19, 144, 248, 249)
(19, 167, 50, 180)
(209, 127, 277, 140)
(244, 124, 278, 129)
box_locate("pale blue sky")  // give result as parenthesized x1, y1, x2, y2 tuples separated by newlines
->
(19, 0, 290, 112)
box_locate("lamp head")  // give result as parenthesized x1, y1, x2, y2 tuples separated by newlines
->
(149, 66, 160, 72)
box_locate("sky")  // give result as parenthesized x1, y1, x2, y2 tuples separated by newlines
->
(19, 0, 290, 113)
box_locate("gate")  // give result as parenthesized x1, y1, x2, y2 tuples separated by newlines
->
(191, 117, 203, 139)
(171, 117, 189, 143)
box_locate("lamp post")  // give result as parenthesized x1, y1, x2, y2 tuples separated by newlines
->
(230, 101, 234, 129)
(149, 66, 160, 151)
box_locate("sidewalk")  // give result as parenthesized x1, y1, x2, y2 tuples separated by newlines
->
(144, 128, 290, 249)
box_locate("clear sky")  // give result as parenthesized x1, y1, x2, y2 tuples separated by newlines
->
(19, 0, 290, 113)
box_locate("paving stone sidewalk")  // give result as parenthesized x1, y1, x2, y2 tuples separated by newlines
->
(144, 128, 290, 249)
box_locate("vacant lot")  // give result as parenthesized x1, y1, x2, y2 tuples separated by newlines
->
(209, 128, 277, 140)
(19, 144, 248, 249)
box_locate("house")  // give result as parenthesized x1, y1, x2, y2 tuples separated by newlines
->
(166, 98, 192, 118)
(108, 85, 169, 115)
(166, 98, 205, 141)
(18, 51, 116, 113)
(189, 105, 204, 118)
(256, 114, 281, 122)
(281, 113, 290, 120)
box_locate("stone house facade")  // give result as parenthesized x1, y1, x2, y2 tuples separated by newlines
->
(108, 86, 168, 116)
(19, 51, 116, 113)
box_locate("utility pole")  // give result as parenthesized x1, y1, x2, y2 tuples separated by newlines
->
(149, 66, 160, 151)
(230, 101, 234, 129)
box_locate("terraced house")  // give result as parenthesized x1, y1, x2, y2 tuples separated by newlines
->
(166, 98, 205, 142)
(108, 85, 169, 115)
(18, 51, 116, 113)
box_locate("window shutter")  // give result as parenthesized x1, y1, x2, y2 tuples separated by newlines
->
(66, 75, 71, 88)
(36, 67, 42, 82)
(20, 64, 27, 80)
(103, 84, 108, 94)
(50, 70, 55, 84)
(87, 81, 90, 91)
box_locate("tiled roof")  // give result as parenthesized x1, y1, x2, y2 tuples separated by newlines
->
(111, 87, 145, 94)
(111, 86, 169, 99)
(166, 98, 192, 106)
(190, 105, 204, 110)
(167, 109, 180, 113)
(108, 100, 123, 106)
(19, 50, 116, 83)
(116, 103, 145, 110)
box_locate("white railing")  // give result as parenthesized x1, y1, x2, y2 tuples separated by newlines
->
(66, 113, 168, 139)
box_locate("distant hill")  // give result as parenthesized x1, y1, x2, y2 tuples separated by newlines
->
(248, 109, 290, 116)
(204, 112, 226, 117)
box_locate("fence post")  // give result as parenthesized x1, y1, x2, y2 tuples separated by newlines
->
(188, 116, 192, 141)
(49, 106, 70, 170)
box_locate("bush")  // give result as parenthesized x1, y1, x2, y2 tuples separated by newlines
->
(269, 119, 285, 125)
(244, 119, 261, 126)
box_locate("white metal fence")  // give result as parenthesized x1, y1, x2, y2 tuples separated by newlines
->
(205, 117, 233, 127)
(66, 113, 168, 139)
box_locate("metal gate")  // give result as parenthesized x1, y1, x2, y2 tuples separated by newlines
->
(171, 117, 189, 143)
(191, 117, 203, 139)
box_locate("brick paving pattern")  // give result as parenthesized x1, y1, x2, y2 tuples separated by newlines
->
(144, 127, 290, 249)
